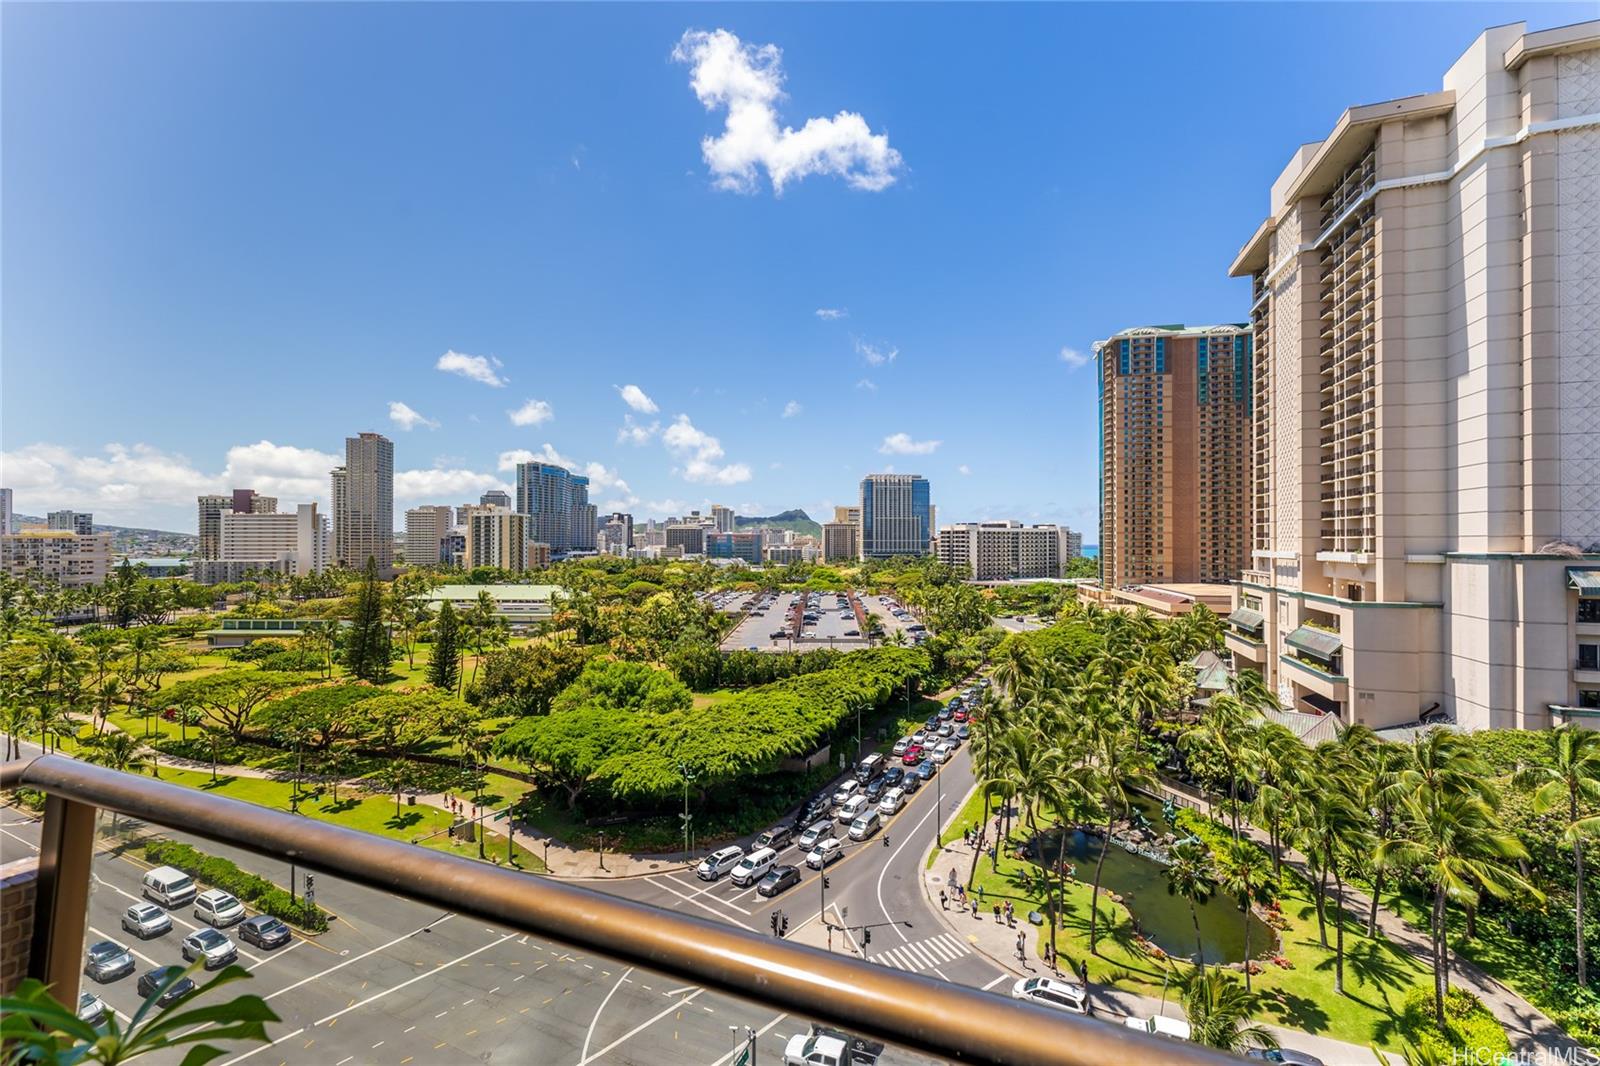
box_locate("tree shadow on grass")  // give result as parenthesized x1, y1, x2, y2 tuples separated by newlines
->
(320, 798, 360, 815)
(1344, 936, 1411, 993)
(1258, 987, 1331, 1035)
(386, 811, 424, 830)
(198, 776, 239, 790)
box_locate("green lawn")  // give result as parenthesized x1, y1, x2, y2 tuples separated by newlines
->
(929, 795, 1435, 1051)
(148, 766, 545, 872)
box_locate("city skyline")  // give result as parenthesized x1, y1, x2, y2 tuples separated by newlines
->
(2, 2, 1579, 533)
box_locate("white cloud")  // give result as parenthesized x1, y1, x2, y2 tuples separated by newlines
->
(394, 468, 507, 502)
(507, 399, 554, 426)
(879, 432, 941, 456)
(856, 338, 898, 366)
(644, 498, 689, 517)
(1059, 346, 1090, 370)
(662, 414, 751, 485)
(781, 401, 803, 419)
(616, 416, 660, 446)
(958, 464, 971, 476)
(436, 350, 507, 387)
(854, 378, 877, 392)
(672, 29, 903, 195)
(815, 308, 847, 320)
(388, 401, 439, 431)
(616, 384, 659, 414)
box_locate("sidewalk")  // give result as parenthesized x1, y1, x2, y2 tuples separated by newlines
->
(921, 836, 1376, 1066)
(1148, 779, 1585, 1060)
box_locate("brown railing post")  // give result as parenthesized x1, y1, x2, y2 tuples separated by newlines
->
(29, 794, 97, 1003)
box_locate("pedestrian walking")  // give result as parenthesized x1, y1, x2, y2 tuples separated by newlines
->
(1015, 930, 1026, 962)
(976, 884, 985, 904)
(939, 889, 948, 910)
(948, 866, 958, 888)
(1043, 941, 1055, 973)
(972, 898, 982, 920)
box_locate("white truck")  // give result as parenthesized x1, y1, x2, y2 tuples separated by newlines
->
(783, 1026, 883, 1066)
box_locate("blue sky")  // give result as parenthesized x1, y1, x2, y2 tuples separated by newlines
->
(0, 2, 1580, 536)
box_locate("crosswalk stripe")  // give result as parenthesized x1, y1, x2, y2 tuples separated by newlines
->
(905, 942, 938, 969)
(937, 934, 969, 956)
(923, 938, 958, 963)
(888, 947, 916, 970)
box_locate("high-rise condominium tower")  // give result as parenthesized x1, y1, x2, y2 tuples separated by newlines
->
(514, 461, 591, 555)
(332, 432, 394, 575)
(197, 491, 276, 559)
(403, 506, 455, 567)
(1095, 324, 1253, 589)
(1225, 19, 1600, 730)
(859, 475, 931, 559)
(711, 505, 735, 533)
(47, 510, 94, 536)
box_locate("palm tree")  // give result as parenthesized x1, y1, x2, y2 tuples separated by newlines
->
(1178, 968, 1279, 1054)
(1377, 788, 1542, 1024)
(1294, 745, 1370, 994)
(1036, 758, 1100, 957)
(1230, 668, 1278, 716)
(1218, 839, 1274, 990)
(1514, 724, 1600, 987)
(1165, 839, 1219, 973)
(1, 699, 34, 760)
(1179, 694, 1258, 839)
(1084, 705, 1157, 955)
(1251, 722, 1308, 880)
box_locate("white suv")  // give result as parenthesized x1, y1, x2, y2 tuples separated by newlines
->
(696, 845, 744, 882)
(193, 889, 245, 928)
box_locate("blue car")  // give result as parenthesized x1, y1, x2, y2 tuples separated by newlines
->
(915, 760, 936, 781)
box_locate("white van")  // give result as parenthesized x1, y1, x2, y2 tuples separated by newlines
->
(730, 847, 777, 888)
(931, 742, 953, 764)
(836, 795, 869, 825)
(855, 754, 886, 782)
(696, 845, 745, 882)
(141, 866, 197, 908)
(848, 811, 880, 841)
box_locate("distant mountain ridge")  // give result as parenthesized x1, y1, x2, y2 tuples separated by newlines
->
(735, 509, 821, 536)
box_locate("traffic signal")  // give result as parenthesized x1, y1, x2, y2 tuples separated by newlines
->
(822, 875, 830, 890)
(863, 929, 872, 946)
(770, 913, 780, 934)
(781, 916, 789, 937)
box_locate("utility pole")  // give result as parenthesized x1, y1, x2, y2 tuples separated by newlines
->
(679, 762, 698, 859)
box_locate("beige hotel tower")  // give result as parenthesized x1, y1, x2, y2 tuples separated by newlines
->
(1225, 20, 1600, 731)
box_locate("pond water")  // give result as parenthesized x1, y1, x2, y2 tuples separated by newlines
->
(1030, 796, 1274, 966)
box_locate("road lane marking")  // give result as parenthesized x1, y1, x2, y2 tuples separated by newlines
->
(217, 1026, 305, 1066)
(311, 933, 515, 1027)
(707, 1012, 790, 1066)
(647, 878, 756, 930)
(576, 990, 705, 1066)
(265, 914, 453, 1002)
(874, 795, 953, 981)
(982, 973, 1009, 991)
(581, 966, 635, 1063)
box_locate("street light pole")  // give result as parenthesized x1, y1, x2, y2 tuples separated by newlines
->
(679, 762, 698, 860)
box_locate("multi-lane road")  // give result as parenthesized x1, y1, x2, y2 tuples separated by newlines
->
(0, 735, 993, 1065)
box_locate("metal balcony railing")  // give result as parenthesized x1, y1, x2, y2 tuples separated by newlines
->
(0, 755, 1238, 1066)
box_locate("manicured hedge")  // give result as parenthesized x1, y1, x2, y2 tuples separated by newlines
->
(143, 839, 327, 932)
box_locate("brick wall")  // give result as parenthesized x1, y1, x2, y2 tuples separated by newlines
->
(0, 857, 38, 993)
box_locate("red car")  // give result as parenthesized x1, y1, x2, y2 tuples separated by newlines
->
(902, 745, 923, 765)
(952, 708, 969, 723)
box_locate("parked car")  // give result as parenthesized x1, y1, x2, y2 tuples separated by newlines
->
(193, 889, 245, 927)
(902, 745, 923, 765)
(756, 824, 794, 851)
(77, 992, 109, 1025)
(937, 706, 954, 721)
(882, 766, 905, 788)
(806, 838, 843, 869)
(910, 731, 928, 746)
(891, 738, 911, 757)
(931, 742, 953, 764)
(900, 772, 922, 795)
(863, 776, 890, 802)
(136, 967, 197, 1009)
(141, 866, 197, 908)
(836, 795, 870, 825)
(696, 845, 745, 882)
(832, 779, 861, 806)
(182, 927, 239, 969)
(731, 847, 778, 888)
(915, 760, 937, 781)
(1246, 1050, 1326, 1066)
(757, 865, 803, 898)
(1011, 976, 1088, 1015)
(924, 716, 940, 731)
(796, 819, 833, 851)
(936, 722, 954, 738)
(238, 914, 292, 950)
(953, 708, 969, 723)
(121, 902, 172, 939)
(84, 940, 135, 984)
(1124, 1015, 1192, 1041)
(847, 811, 881, 841)
(797, 796, 833, 825)
(877, 787, 906, 816)
(956, 724, 971, 741)
(855, 754, 886, 782)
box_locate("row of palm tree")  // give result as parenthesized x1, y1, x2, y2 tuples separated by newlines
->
(977, 611, 1598, 1032)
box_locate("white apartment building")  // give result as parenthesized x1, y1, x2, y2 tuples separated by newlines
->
(47, 510, 94, 536)
(0, 489, 14, 535)
(218, 504, 329, 577)
(403, 506, 454, 567)
(1, 529, 114, 587)
(936, 522, 1080, 581)
(1227, 19, 1600, 730)
(712, 505, 735, 533)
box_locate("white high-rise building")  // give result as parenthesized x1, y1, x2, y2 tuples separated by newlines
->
(332, 432, 394, 575)
(712, 505, 735, 533)
(218, 504, 329, 577)
(936, 522, 1080, 581)
(47, 510, 94, 536)
(0, 489, 13, 535)
(403, 506, 454, 567)
(1, 529, 113, 587)
(1226, 19, 1600, 730)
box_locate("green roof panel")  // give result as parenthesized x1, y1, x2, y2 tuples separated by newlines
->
(1285, 625, 1343, 660)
